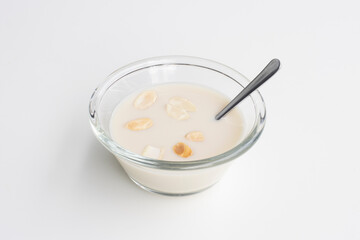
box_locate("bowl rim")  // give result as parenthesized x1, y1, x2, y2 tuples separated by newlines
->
(89, 55, 266, 170)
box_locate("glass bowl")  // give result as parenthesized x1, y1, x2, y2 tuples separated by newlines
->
(89, 56, 266, 196)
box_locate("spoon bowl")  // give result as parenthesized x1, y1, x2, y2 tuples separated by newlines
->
(89, 56, 267, 195)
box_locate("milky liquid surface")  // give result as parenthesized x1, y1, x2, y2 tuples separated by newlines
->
(110, 83, 244, 161)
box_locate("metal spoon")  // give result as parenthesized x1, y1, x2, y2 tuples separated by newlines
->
(215, 59, 281, 120)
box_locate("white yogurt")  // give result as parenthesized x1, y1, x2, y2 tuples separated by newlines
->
(110, 83, 244, 160)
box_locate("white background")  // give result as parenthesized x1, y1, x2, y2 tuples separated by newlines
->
(1, 0, 359, 239)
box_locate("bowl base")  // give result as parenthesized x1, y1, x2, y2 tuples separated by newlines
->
(128, 176, 217, 197)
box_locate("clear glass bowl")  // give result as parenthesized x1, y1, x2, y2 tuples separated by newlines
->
(89, 56, 266, 196)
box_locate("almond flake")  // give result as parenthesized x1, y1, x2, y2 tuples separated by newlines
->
(185, 131, 204, 142)
(125, 118, 153, 131)
(166, 104, 190, 120)
(173, 142, 192, 158)
(142, 145, 164, 160)
(169, 97, 196, 112)
(133, 90, 157, 110)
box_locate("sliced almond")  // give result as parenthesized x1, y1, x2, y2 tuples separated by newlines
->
(169, 97, 196, 112)
(166, 104, 190, 120)
(185, 131, 204, 142)
(125, 118, 153, 131)
(133, 90, 157, 110)
(142, 145, 164, 160)
(173, 142, 192, 158)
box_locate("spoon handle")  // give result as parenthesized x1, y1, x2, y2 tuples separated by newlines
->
(215, 59, 280, 120)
